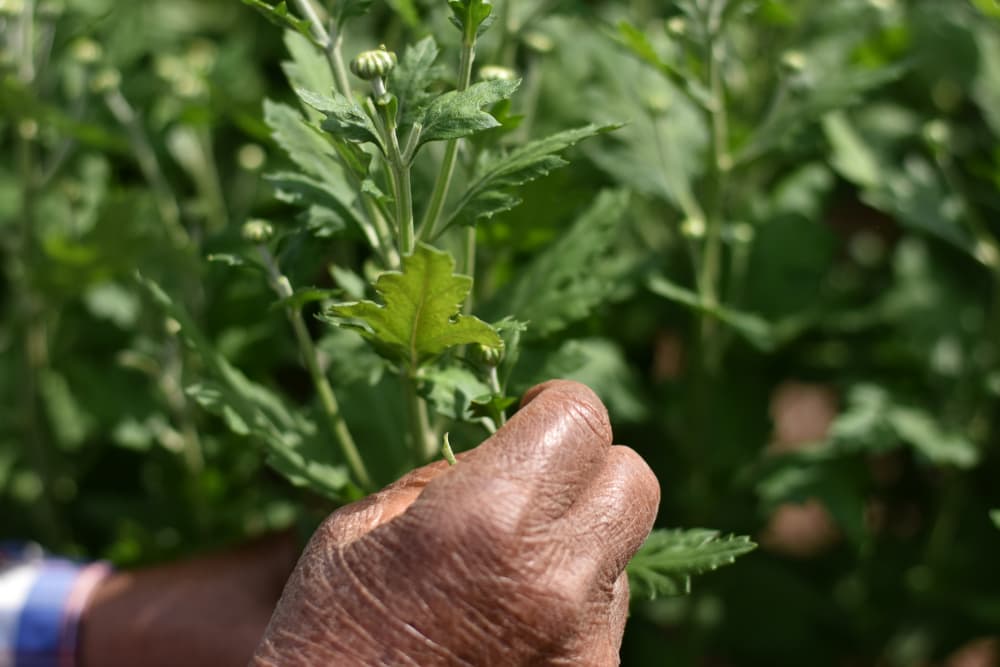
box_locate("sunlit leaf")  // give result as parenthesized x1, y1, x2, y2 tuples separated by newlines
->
(328, 244, 502, 369)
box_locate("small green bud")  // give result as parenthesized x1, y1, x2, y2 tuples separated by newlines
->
(237, 143, 266, 171)
(476, 344, 503, 367)
(522, 31, 554, 54)
(680, 217, 706, 240)
(17, 118, 38, 141)
(241, 219, 274, 243)
(666, 17, 687, 36)
(478, 65, 517, 82)
(0, 0, 25, 16)
(780, 50, 806, 73)
(730, 223, 754, 245)
(642, 92, 671, 116)
(350, 45, 397, 81)
(71, 38, 103, 65)
(922, 119, 950, 149)
(90, 67, 120, 94)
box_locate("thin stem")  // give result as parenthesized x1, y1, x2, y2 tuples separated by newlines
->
(404, 375, 435, 461)
(13, 0, 63, 546)
(487, 366, 506, 427)
(372, 97, 414, 255)
(102, 88, 188, 247)
(418, 36, 476, 241)
(328, 31, 354, 99)
(258, 247, 373, 490)
(696, 4, 730, 373)
(291, 0, 329, 44)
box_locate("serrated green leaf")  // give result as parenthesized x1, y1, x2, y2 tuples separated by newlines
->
(648, 275, 776, 351)
(264, 100, 346, 185)
(488, 190, 635, 339)
(333, 0, 373, 26)
(391, 36, 445, 130)
(266, 171, 365, 237)
(612, 21, 710, 107)
(328, 244, 502, 369)
(270, 287, 341, 311)
(386, 0, 420, 28)
(296, 88, 384, 151)
(318, 328, 387, 387)
(736, 64, 905, 165)
(443, 124, 619, 231)
(137, 274, 351, 499)
(973, 25, 1000, 135)
(418, 79, 520, 146)
(831, 384, 979, 468)
(448, 0, 495, 37)
(240, 0, 319, 46)
(823, 111, 882, 190)
(627, 529, 757, 599)
(281, 32, 335, 118)
(419, 365, 492, 421)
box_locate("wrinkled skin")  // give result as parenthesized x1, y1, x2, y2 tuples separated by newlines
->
(253, 380, 660, 666)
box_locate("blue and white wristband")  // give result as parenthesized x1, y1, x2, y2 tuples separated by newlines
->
(0, 544, 111, 667)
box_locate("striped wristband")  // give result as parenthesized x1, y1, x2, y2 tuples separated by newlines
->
(0, 545, 111, 667)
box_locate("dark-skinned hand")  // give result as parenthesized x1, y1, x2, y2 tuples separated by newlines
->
(253, 380, 660, 666)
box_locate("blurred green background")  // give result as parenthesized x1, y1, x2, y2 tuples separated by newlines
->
(2, 0, 1000, 664)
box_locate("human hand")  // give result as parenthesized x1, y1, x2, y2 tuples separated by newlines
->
(253, 380, 660, 666)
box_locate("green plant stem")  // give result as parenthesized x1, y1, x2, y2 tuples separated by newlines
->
(102, 88, 188, 247)
(419, 35, 476, 242)
(404, 374, 435, 461)
(258, 247, 372, 490)
(374, 99, 415, 255)
(293, 0, 402, 269)
(13, 0, 63, 546)
(487, 366, 506, 427)
(697, 8, 730, 374)
(292, 0, 354, 100)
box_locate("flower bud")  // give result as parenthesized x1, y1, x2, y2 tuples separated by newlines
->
(522, 31, 554, 54)
(241, 219, 274, 243)
(71, 38, 102, 65)
(0, 0, 25, 16)
(478, 65, 517, 82)
(350, 45, 397, 81)
(90, 67, 120, 94)
(680, 217, 706, 239)
(476, 344, 503, 367)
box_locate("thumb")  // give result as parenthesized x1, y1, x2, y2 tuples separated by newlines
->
(316, 459, 454, 547)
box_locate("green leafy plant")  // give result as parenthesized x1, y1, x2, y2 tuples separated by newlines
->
(5, 0, 1000, 664)
(164, 0, 755, 595)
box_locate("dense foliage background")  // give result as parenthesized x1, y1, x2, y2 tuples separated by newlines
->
(2, 0, 1000, 664)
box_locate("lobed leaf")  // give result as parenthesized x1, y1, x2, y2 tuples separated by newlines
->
(391, 36, 446, 130)
(627, 529, 757, 599)
(487, 190, 637, 339)
(333, 0, 373, 27)
(296, 88, 384, 151)
(448, 0, 495, 37)
(328, 244, 502, 370)
(831, 384, 979, 468)
(418, 79, 520, 147)
(137, 274, 351, 499)
(240, 0, 318, 46)
(443, 124, 620, 231)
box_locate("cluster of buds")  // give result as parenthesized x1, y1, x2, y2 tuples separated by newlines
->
(241, 219, 274, 244)
(350, 45, 397, 99)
